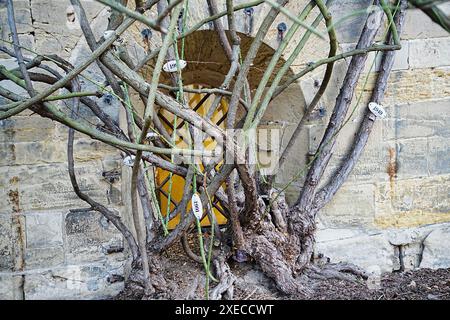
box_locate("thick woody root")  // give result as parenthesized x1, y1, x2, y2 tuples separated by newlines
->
(125, 189, 369, 299)
(126, 252, 170, 299)
(286, 263, 369, 296)
(242, 195, 308, 296)
(210, 255, 237, 300)
(180, 233, 237, 300)
(306, 263, 369, 282)
(243, 190, 369, 296)
(248, 232, 306, 295)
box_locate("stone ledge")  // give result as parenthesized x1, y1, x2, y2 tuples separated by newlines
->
(0, 259, 125, 300)
(316, 222, 450, 273)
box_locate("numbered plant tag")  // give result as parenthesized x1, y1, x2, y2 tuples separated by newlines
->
(191, 193, 203, 220)
(123, 155, 136, 167)
(163, 60, 187, 73)
(368, 102, 387, 119)
(103, 30, 115, 39)
(146, 132, 159, 140)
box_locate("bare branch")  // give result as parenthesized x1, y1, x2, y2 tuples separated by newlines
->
(315, 0, 408, 209)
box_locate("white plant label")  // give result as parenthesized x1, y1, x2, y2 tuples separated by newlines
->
(191, 193, 203, 220)
(123, 155, 136, 167)
(146, 132, 159, 140)
(163, 60, 187, 73)
(368, 102, 387, 119)
(103, 30, 115, 39)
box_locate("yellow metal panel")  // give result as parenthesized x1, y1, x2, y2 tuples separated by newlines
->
(157, 87, 228, 229)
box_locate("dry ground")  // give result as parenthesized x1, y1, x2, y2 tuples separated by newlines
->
(115, 233, 450, 300)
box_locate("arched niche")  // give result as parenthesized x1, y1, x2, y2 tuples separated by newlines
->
(137, 28, 309, 202)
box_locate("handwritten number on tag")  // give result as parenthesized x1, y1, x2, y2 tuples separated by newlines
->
(191, 193, 203, 220)
(163, 60, 187, 73)
(368, 102, 387, 119)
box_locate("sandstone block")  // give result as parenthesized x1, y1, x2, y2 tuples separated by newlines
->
(26, 212, 63, 249)
(383, 99, 450, 141)
(0, 163, 110, 213)
(428, 137, 450, 176)
(403, 8, 450, 40)
(315, 233, 396, 273)
(65, 210, 124, 264)
(409, 37, 450, 69)
(396, 138, 428, 178)
(420, 226, 450, 269)
(0, 215, 13, 271)
(319, 183, 376, 228)
(0, 275, 24, 300)
(24, 260, 125, 300)
(25, 246, 64, 269)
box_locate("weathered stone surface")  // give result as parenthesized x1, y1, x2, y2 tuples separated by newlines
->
(383, 99, 450, 141)
(31, 0, 104, 57)
(0, 143, 16, 167)
(345, 146, 390, 183)
(0, 215, 13, 271)
(339, 42, 378, 74)
(0, 116, 55, 143)
(0, 0, 33, 38)
(386, 223, 450, 270)
(409, 37, 450, 69)
(319, 183, 376, 228)
(0, 163, 110, 213)
(299, 76, 321, 108)
(402, 8, 450, 40)
(316, 228, 363, 243)
(73, 138, 119, 163)
(328, 0, 372, 43)
(24, 260, 125, 300)
(0, 276, 14, 300)
(0, 275, 24, 300)
(396, 138, 428, 178)
(387, 228, 422, 246)
(0, 172, 17, 214)
(428, 136, 450, 176)
(0, 1, 127, 298)
(420, 226, 450, 269)
(101, 156, 122, 173)
(65, 210, 124, 264)
(375, 40, 409, 71)
(316, 227, 426, 272)
(357, 67, 450, 106)
(25, 246, 65, 269)
(0, 142, 67, 166)
(26, 212, 63, 249)
(399, 243, 423, 271)
(315, 233, 396, 273)
(375, 175, 450, 228)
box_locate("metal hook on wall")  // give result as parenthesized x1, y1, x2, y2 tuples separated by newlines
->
(244, 7, 254, 35)
(277, 22, 287, 43)
(177, 8, 185, 33)
(141, 28, 152, 51)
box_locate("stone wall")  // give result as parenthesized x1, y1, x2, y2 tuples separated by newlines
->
(308, 1, 450, 273)
(0, 0, 449, 299)
(0, 0, 128, 299)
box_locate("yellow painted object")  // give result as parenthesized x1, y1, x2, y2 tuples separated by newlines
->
(157, 86, 228, 229)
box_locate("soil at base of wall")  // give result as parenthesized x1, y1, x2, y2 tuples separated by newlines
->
(115, 238, 450, 300)
(302, 268, 450, 300)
